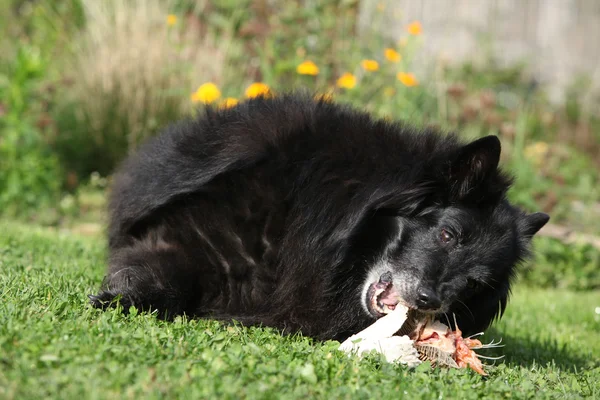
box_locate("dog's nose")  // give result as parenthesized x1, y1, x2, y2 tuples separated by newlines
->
(416, 287, 441, 310)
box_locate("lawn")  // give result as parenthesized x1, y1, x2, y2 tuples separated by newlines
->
(0, 222, 598, 399)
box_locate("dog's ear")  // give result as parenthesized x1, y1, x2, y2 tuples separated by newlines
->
(519, 212, 550, 238)
(448, 135, 501, 200)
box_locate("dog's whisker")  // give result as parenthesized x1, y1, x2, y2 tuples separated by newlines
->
(456, 300, 475, 322)
(442, 312, 452, 329)
(481, 280, 497, 290)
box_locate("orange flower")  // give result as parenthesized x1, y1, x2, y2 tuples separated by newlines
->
(406, 21, 422, 35)
(297, 60, 319, 76)
(191, 83, 221, 104)
(167, 14, 177, 26)
(384, 48, 401, 63)
(336, 73, 357, 89)
(397, 72, 419, 87)
(245, 83, 272, 98)
(361, 59, 380, 72)
(220, 97, 239, 109)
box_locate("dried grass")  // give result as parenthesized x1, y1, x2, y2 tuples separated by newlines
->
(60, 0, 228, 174)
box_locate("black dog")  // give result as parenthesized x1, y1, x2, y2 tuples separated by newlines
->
(90, 93, 549, 341)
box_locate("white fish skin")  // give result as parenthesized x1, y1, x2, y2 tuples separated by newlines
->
(339, 303, 409, 346)
(338, 304, 422, 367)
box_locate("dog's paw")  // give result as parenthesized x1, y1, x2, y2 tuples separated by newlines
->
(88, 291, 132, 311)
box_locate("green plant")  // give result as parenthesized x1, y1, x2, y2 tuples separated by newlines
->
(52, 0, 231, 177)
(520, 237, 600, 291)
(0, 0, 94, 219)
(189, 2, 435, 123)
(0, 44, 62, 217)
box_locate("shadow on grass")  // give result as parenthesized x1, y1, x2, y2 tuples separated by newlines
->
(482, 327, 598, 371)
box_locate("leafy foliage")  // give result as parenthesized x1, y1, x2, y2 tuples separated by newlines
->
(522, 238, 600, 291)
(0, 45, 62, 217)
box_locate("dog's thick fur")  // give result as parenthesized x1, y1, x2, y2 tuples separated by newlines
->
(91, 93, 549, 341)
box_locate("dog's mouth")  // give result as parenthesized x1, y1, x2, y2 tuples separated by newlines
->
(366, 271, 402, 317)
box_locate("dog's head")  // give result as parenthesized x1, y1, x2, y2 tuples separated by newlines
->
(359, 136, 549, 335)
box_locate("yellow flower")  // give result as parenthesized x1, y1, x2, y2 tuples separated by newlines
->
(397, 72, 419, 87)
(384, 48, 401, 63)
(406, 21, 422, 35)
(297, 60, 319, 76)
(167, 14, 177, 26)
(220, 97, 239, 109)
(314, 92, 334, 102)
(361, 59, 380, 72)
(245, 82, 272, 98)
(524, 142, 550, 165)
(191, 82, 221, 104)
(190, 92, 201, 103)
(336, 73, 357, 89)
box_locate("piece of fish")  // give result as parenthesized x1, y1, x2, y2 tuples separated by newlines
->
(338, 304, 422, 367)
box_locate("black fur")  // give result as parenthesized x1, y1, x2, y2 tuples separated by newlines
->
(91, 93, 549, 341)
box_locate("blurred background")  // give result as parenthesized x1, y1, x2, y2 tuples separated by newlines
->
(1, 0, 599, 290)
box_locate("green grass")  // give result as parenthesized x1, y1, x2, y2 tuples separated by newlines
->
(1, 222, 598, 399)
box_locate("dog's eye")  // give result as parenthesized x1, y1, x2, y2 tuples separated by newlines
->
(467, 279, 481, 290)
(440, 228, 455, 243)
